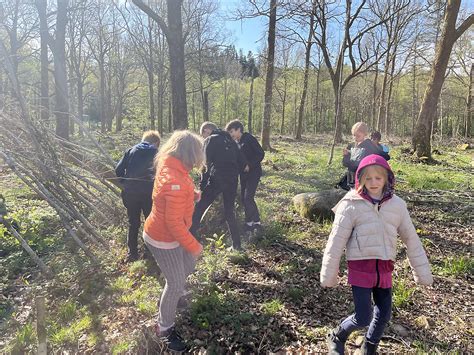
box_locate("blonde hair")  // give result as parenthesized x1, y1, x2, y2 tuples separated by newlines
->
(200, 121, 217, 135)
(357, 165, 389, 194)
(142, 130, 161, 145)
(351, 122, 368, 135)
(155, 130, 204, 170)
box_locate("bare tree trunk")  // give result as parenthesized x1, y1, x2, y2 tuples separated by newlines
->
(203, 90, 209, 123)
(411, 52, 417, 137)
(147, 21, 156, 130)
(223, 77, 228, 126)
(261, 0, 277, 150)
(168, 96, 172, 132)
(191, 89, 196, 131)
(293, 79, 298, 135)
(52, 0, 70, 139)
(147, 69, 155, 129)
(385, 52, 397, 135)
(466, 63, 473, 138)
(132, 0, 188, 129)
(248, 72, 254, 134)
(315, 64, 321, 133)
(280, 76, 287, 135)
(37, 0, 49, 123)
(377, 50, 391, 132)
(372, 64, 379, 129)
(166, 0, 187, 129)
(296, 4, 315, 140)
(412, 0, 474, 158)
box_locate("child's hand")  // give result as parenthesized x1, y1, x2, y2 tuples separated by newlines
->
(244, 165, 250, 173)
(320, 278, 338, 288)
(194, 190, 202, 202)
(192, 243, 204, 259)
(414, 272, 434, 286)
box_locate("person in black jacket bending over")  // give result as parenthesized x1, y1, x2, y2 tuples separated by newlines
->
(342, 122, 381, 189)
(116, 130, 160, 262)
(190, 122, 244, 251)
(226, 120, 265, 233)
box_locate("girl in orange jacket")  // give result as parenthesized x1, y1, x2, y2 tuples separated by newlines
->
(143, 130, 204, 351)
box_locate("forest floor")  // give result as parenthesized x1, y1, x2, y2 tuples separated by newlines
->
(1, 135, 473, 354)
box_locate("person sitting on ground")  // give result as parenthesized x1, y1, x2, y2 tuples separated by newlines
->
(339, 122, 382, 190)
(370, 131, 390, 161)
(226, 119, 265, 233)
(143, 130, 204, 352)
(190, 121, 244, 251)
(115, 130, 160, 262)
(321, 154, 433, 355)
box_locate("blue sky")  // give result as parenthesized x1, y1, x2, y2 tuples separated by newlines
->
(221, 1, 266, 55)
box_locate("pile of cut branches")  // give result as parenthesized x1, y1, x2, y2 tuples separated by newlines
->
(0, 43, 123, 274)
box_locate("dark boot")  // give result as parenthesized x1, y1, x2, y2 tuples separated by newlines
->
(125, 253, 138, 263)
(361, 338, 378, 355)
(327, 327, 345, 355)
(160, 327, 187, 352)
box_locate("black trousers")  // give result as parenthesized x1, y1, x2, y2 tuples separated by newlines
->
(240, 171, 261, 223)
(121, 188, 152, 257)
(190, 175, 240, 248)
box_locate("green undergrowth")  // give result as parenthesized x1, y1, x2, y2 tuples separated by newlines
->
(1, 136, 472, 353)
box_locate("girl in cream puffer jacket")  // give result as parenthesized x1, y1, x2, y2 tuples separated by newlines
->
(321, 154, 433, 355)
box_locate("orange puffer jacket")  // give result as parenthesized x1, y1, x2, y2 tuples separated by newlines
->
(144, 155, 202, 255)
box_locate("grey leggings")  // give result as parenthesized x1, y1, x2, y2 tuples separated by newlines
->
(146, 243, 196, 330)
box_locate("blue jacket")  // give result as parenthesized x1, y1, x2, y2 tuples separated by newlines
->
(115, 142, 158, 193)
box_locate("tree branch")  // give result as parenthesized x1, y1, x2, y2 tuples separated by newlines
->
(131, 0, 170, 39)
(455, 13, 474, 41)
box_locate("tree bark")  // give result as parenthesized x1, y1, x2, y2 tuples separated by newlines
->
(203, 90, 209, 123)
(37, 0, 49, 123)
(261, 0, 277, 150)
(51, 0, 70, 139)
(466, 63, 473, 138)
(248, 73, 255, 134)
(412, 0, 474, 158)
(166, 0, 187, 129)
(296, 4, 315, 140)
(132, 0, 188, 129)
(372, 64, 379, 130)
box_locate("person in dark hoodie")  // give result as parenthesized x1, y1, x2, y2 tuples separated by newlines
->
(370, 131, 390, 161)
(190, 122, 244, 250)
(340, 122, 382, 190)
(225, 120, 265, 233)
(115, 130, 160, 262)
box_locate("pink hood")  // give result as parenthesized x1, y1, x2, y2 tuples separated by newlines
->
(355, 154, 395, 201)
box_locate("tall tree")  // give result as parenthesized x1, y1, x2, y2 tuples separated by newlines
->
(132, 0, 188, 129)
(412, 0, 474, 158)
(295, 1, 315, 140)
(37, 0, 49, 123)
(261, 0, 277, 150)
(314, 0, 409, 164)
(36, 0, 70, 139)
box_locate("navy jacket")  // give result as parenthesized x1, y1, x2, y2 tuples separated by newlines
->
(115, 142, 158, 193)
(201, 129, 246, 189)
(343, 139, 381, 173)
(238, 132, 265, 175)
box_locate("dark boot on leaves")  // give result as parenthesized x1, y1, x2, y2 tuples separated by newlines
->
(125, 253, 138, 263)
(361, 338, 378, 355)
(159, 327, 187, 352)
(327, 327, 345, 355)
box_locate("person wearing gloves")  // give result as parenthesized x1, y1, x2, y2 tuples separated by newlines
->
(143, 130, 204, 352)
(320, 154, 433, 355)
